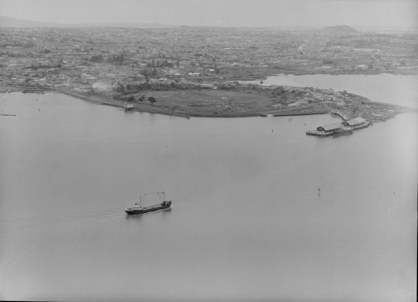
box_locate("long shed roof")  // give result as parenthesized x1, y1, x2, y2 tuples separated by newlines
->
(345, 117, 367, 126)
(317, 123, 342, 132)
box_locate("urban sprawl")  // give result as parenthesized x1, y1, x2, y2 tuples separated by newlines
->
(1, 25, 416, 132)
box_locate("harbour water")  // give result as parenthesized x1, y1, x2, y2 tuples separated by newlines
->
(0, 75, 416, 301)
(260, 73, 418, 108)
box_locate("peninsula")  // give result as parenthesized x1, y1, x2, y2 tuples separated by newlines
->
(1, 24, 416, 121)
(52, 83, 409, 123)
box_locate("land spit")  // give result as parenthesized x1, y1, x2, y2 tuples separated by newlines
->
(60, 84, 412, 122)
(1, 83, 413, 122)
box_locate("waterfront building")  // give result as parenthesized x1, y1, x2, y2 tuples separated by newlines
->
(343, 117, 367, 127)
(316, 123, 342, 133)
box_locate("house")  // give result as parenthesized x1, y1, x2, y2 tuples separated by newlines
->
(287, 101, 301, 107)
(272, 103, 285, 109)
(357, 64, 368, 71)
(343, 117, 366, 127)
(317, 123, 342, 133)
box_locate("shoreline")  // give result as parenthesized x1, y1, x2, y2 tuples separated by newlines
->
(232, 70, 418, 82)
(1, 83, 414, 121)
(57, 88, 332, 118)
(0, 85, 332, 118)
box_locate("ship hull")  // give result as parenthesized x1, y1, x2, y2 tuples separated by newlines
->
(125, 201, 172, 215)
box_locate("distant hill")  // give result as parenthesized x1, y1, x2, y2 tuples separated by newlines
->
(0, 16, 64, 28)
(76, 22, 177, 28)
(322, 25, 358, 34)
(0, 16, 175, 28)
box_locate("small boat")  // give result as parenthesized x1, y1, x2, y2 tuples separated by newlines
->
(125, 192, 172, 215)
(306, 130, 334, 137)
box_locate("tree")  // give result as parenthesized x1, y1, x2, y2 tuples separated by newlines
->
(114, 83, 125, 94)
(140, 69, 151, 86)
(107, 54, 124, 65)
(138, 95, 145, 102)
(148, 96, 156, 104)
(90, 54, 104, 63)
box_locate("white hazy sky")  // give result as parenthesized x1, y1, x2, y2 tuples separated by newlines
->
(0, 0, 416, 29)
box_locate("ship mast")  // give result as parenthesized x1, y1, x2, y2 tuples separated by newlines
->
(157, 191, 165, 202)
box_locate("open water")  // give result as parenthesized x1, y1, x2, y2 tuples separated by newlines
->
(0, 74, 416, 301)
(260, 73, 418, 108)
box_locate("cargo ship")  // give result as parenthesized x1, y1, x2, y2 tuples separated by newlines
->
(125, 193, 172, 215)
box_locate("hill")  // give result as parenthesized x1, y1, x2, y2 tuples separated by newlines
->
(0, 16, 175, 28)
(0, 16, 64, 28)
(322, 25, 358, 34)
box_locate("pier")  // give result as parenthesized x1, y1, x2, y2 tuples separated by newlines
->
(306, 117, 370, 137)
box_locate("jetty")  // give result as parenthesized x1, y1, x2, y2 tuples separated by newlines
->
(307, 117, 370, 137)
(342, 117, 371, 129)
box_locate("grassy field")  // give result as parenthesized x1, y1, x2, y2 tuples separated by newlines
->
(138, 89, 273, 117)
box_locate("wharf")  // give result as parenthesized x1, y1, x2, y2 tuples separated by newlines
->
(351, 121, 371, 130)
(306, 119, 370, 137)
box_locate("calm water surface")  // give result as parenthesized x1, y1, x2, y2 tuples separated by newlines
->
(260, 74, 418, 108)
(0, 76, 416, 301)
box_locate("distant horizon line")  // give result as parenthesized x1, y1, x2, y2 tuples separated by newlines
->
(0, 15, 416, 31)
